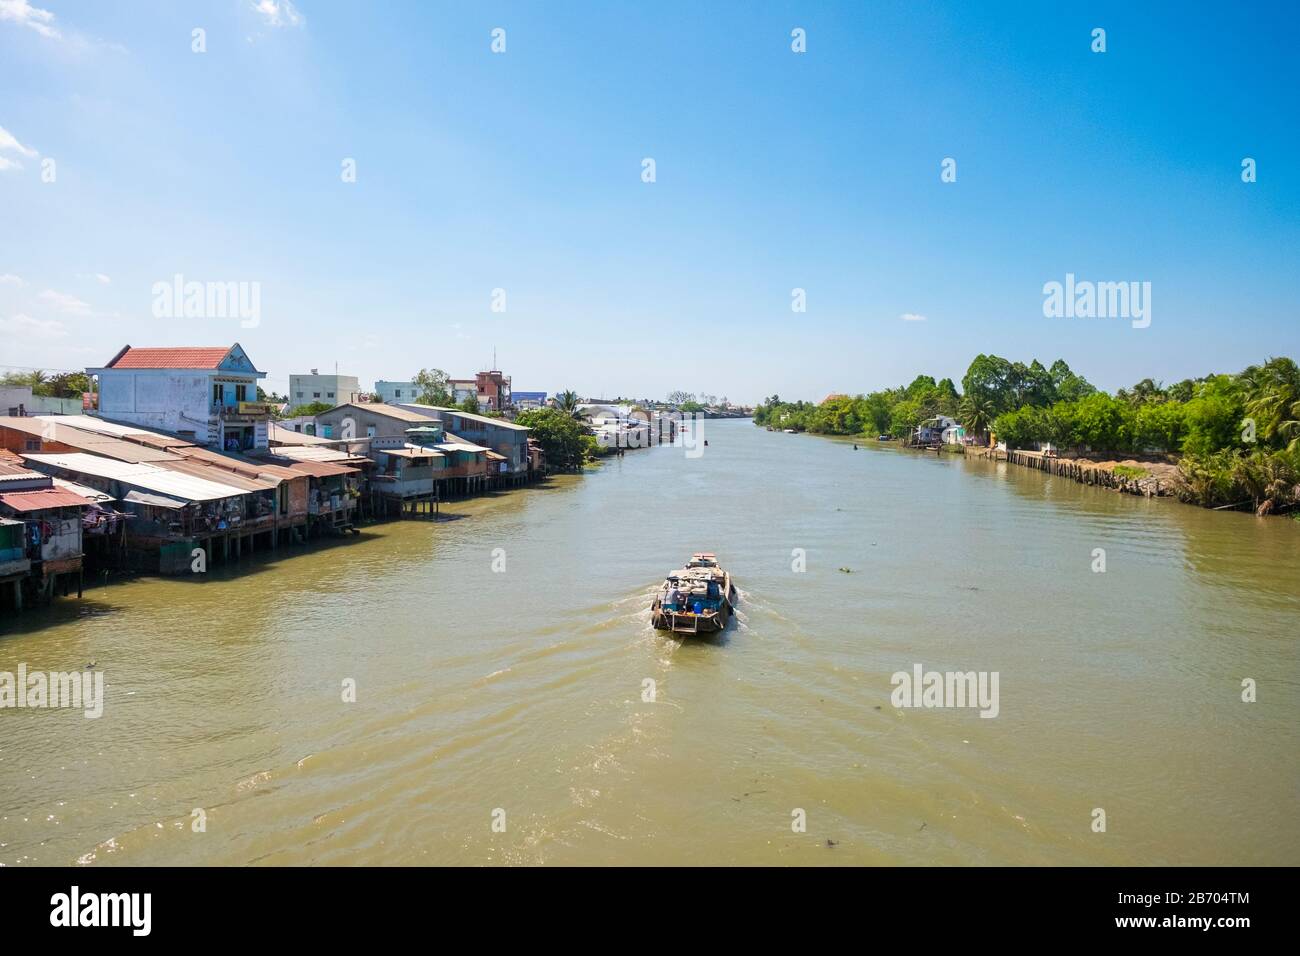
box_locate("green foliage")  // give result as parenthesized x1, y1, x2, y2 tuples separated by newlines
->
(1, 369, 90, 398)
(286, 401, 335, 418)
(516, 408, 589, 471)
(413, 368, 452, 406)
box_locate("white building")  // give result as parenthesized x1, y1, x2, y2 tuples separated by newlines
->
(87, 344, 270, 450)
(290, 370, 361, 407)
(374, 380, 419, 404)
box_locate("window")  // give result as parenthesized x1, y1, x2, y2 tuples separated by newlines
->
(296, 391, 303, 398)
(313, 392, 321, 399)
(395, 389, 402, 398)
(327, 392, 334, 399)
(213, 383, 222, 404)
(235, 384, 247, 402)
(6, 407, 17, 416)
(366, 425, 376, 437)
(25, 439, 40, 451)
(322, 424, 333, 439)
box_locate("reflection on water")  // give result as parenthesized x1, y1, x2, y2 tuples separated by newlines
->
(1, 421, 1297, 865)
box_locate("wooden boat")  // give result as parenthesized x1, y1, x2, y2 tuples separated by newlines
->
(651, 553, 737, 635)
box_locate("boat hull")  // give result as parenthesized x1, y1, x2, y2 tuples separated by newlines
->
(651, 571, 736, 636)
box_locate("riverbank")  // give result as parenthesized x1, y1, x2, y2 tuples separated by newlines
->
(4, 419, 1297, 866)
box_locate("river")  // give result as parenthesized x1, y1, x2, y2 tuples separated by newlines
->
(1, 419, 1297, 865)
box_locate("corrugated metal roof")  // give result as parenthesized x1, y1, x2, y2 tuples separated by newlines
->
(396, 403, 531, 431)
(37, 415, 152, 438)
(0, 462, 42, 479)
(331, 403, 437, 424)
(161, 459, 275, 492)
(0, 417, 182, 463)
(381, 447, 446, 460)
(22, 452, 248, 502)
(104, 346, 231, 369)
(271, 445, 364, 463)
(0, 488, 96, 512)
(123, 489, 187, 509)
(277, 460, 359, 478)
(268, 423, 332, 446)
(51, 478, 116, 502)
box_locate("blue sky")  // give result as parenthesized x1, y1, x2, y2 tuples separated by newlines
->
(1, 1, 1296, 403)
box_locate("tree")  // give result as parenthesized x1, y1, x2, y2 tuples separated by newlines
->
(555, 389, 581, 417)
(962, 354, 1015, 414)
(1243, 356, 1300, 449)
(1183, 375, 1245, 456)
(516, 408, 588, 471)
(666, 390, 695, 407)
(459, 394, 480, 414)
(413, 368, 452, 406)
(286, 401, 335, 418)
(958, 394, 996, 441)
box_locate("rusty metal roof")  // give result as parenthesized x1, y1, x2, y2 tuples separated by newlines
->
(0, 417, 182, 463)
(277, 460, 360, 477)
(0, 488, 96, 512)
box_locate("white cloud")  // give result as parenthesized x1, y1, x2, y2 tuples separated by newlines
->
(0, 125, 37, 165)
(0, 273, 24, 285)
(0, 313, 68, 339)
(0, 0, 61, 40)
(252, 1, 304, 28)
(900, 313, 927, 322)
(37, 289, 93, 315)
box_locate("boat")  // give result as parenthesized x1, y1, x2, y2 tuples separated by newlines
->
(651, 553, 737, 635)
(783, 428, 796, 433)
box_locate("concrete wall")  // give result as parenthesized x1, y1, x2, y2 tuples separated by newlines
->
(97, 369, 221, 442)
(290, 374, 361, 405)
(374, 381, 418, 403)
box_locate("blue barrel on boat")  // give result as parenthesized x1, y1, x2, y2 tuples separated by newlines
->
(692, 601, 702, 614)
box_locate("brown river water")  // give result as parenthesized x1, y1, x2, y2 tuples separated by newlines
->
(1, 419, 1297, 865)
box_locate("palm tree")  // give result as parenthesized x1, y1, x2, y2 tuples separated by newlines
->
(555, 389, 581, 418)
(1243, 357, 1300, 449)
(958, 395, 996, 443)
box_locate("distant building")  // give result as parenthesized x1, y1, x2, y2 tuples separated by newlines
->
(393, 404, 531, 480)
(87, 344, 270, 451)
(475, 370, 511, 412)
(512, 391, 547, 410)
(290, 371, 360, 407)
(0, 386, 82, 417)
(374, 380, 419, 404)
(448, 379, 477, 405)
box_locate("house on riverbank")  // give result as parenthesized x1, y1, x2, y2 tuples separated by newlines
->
(0, 457, 99, 609)
(87, 344, 273, 451)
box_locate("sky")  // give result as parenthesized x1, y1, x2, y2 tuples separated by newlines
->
(1, 0, 1297, 404)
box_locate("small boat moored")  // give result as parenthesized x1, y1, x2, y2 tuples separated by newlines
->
(651, 553, 737, 636)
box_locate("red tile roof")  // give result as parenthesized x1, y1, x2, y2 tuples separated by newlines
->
(0, 489, 96, 512)
(106, 346, 231, 369)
